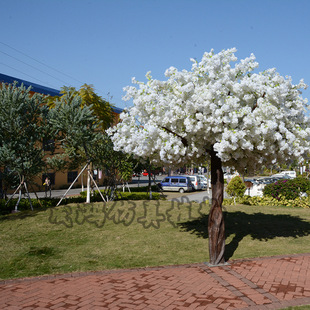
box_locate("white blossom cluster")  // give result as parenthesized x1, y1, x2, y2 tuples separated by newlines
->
(108, 48, 310, 171)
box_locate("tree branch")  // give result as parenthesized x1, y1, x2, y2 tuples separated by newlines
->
(252, 92, 265, 112)
(162, 126, 188, 147)
(205, 147, 213, 155)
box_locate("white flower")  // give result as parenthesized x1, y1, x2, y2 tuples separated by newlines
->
(108, 48, 310, 171)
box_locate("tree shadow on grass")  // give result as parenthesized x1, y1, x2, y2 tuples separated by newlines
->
(0, 209, 43, 222)
(178, 211, 310, 261)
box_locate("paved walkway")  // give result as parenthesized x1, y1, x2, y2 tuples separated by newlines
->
(1, 254, 309, 310)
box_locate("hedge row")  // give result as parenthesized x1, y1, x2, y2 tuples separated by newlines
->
(120, 185, 160, 192)
(0, 196, 85, 215)
(0, 190, 163, 215)
(224, 195, 310, 209)
(80, 190, 162, 201)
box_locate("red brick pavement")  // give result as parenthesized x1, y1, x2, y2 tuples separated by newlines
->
(0, 253, 309, 310)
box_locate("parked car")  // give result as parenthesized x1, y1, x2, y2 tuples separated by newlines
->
(272, 171, 296, 179)
(159, 176, 194, 193)
(197, 175, 211, 189)
(189, 175, 202, 191)
(142, 172, 153, 176)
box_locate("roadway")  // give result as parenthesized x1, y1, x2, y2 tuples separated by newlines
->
(11, 175, 213, 204)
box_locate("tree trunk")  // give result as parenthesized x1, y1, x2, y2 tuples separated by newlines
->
(148, 167, 152, 200)
(208, 150, 225, 265)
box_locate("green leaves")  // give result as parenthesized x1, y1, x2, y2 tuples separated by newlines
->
(48, 90, 100, 167)
(0, 82, 47, 183)
(226, 176, 246, 198)
(263, 177, 310, 200)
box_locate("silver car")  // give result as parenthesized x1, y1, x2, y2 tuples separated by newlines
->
(189, 175, 202, 190)
(197, 175, 211, 189)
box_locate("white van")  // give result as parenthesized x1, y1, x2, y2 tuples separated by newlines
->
(160, 176, 194, 193)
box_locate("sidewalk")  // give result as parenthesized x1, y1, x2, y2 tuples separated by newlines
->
(1, 253, 309, 309)
(13, 182, 211, 202)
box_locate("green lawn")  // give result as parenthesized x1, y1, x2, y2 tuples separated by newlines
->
(281, 306, 310, 310)
(0, 200, 309, 280)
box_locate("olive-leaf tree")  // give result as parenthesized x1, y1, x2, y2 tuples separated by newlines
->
(48, 90, 102, 203)
(108, 48, 310, 265)
(0, 82, 49, 207)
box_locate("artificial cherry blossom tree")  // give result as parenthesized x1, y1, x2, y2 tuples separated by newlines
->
(108, 48, 310, 265)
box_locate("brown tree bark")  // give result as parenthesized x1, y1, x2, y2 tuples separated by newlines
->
(208, 149, 225, 265)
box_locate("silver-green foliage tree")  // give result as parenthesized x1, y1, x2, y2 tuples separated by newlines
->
(48, 87, 135, 201)
(0, 82, 48, 192)
(48, 89, 100, 170)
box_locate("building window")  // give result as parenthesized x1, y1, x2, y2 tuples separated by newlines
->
(43, 138, 55, 152)
(67, 171, 78, 184)
(42, 173, 55, 185)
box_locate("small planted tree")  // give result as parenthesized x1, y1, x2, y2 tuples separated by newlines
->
(0, 82, 49, 209)
(108, 48, 310, 265)
(48, 87, 123, 203)
(89, 133, 135, 199)
(226, 176, 246, 200)
(48, 90, 102, 203)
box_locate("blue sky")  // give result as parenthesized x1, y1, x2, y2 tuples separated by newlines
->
(0, 0, 309, 110)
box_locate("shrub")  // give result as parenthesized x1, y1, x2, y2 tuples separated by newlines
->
(122, 185, 160, 192)
(1, 198, 48, 214)
(80, 189, 162, 201)
(290, 176, 310, 193)
(224, 195, 310, 209)
(1, 190, 163, 215)
(119, 192, 161, 200)
(0, 196, 89, 215)
(226, 176, 246, 198)
(263, 179, 301, 200)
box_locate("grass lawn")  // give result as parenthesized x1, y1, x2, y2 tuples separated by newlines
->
(0, 200, 309, 280)
(281, 306, 310, 310)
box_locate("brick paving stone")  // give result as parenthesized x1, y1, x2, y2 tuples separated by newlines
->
(0, 254, 310, 309)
